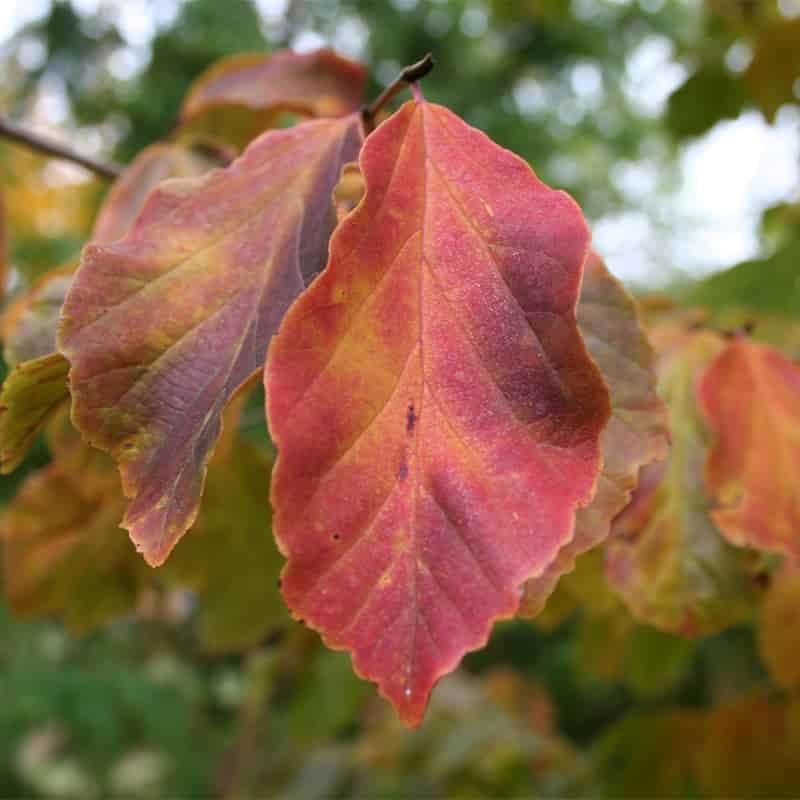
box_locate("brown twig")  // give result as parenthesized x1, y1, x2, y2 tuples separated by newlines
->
(361, 53, 435, 132)
(0, 115, 123, 180)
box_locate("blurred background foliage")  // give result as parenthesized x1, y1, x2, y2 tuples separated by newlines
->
(0, 0, 799, 797)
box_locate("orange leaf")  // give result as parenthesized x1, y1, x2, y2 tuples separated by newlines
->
(177, 48, 367, 151)
(698, 337, 800, 560)
(0, 412, 147, 632)
(266, 99, 609, 726)
(759, 563, 800, 690)
(59, 115, 363, 566)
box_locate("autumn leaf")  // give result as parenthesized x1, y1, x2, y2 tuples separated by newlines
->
(1, 264, 75, 367)
(266, 99, 609, 726)
(744, 19, 800, 121)
(0, 185, 6, 301)
(759, 563, 800, 690)
(177, 48, 367, 151)
(59, 114, 363, 566)
(166, 421, 285, 652)
(693, 692, 800, 798)
(593, 708, 701, 798)
(606, 329, 758, 635)
(698, 337, 800, 561)
(0, 411, 147, 632)
(519, 251, 669, 617)
(0, 143, 213, 474)
(0, 353, 70, 473)
(333, 162, 365, 222)
(91, 142, 219, 244)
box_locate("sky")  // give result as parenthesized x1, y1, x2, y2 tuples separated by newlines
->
(1, 0, 798, 286)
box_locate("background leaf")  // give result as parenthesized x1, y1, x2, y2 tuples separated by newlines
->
(698, 338, 800, 561)
(520, 251, 669, 617)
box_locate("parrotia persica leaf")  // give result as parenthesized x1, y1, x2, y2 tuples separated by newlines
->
(0, 143, 213, 474)
(606, 329, 758, 636)
(165, 399, 286, 652)
(178, 48, 367, 152)
(0, 353, 70, 473)
(519, 251, 669, 617)
(91, 143, 219, 244)
(0, 411, 148, 632)
(59, 114, 363, 566)
(698, 337, 800, 561)
(266, 99, 610, 726)
(744, 19, 800, 122)
(0, 186, 6, 301)
(759, 564, 800, 690)
(1, 264, 76, 367)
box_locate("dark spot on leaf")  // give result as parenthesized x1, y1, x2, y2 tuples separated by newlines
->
(753, 571, 771, 589)
(397, 459, 408, 481)
(332, 533, 340, 541)
(406, 403, 416, 434)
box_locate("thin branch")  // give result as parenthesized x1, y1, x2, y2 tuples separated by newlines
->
(0, 115, 123, 180)
(362, 53, 435, 132)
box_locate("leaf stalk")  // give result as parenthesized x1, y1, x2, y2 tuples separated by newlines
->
(361, 52, 434, 132)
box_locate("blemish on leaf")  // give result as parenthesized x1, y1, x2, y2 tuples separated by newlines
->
(397, 459, 409, 482)
(406, 403, 416, 434)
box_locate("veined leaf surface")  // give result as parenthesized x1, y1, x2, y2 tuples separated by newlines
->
(0, 143, 214, 474)
(60, 115, 363, 566)
(266, 99, 609, 725)
(520, 252, 669, 617)
(91, 142, 218, 244)
(697, 337, 800, 560)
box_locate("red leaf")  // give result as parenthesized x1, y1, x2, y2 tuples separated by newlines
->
(698, 337, 800, 560)
(59, 115, 363, 566)
(266, 100, 609, 726)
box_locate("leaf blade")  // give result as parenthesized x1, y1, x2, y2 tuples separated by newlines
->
(520, 251, 669, 617)
(267, 100, 609, 725)
(698, 337, 800, 560)
(59, 115, 363, 565)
